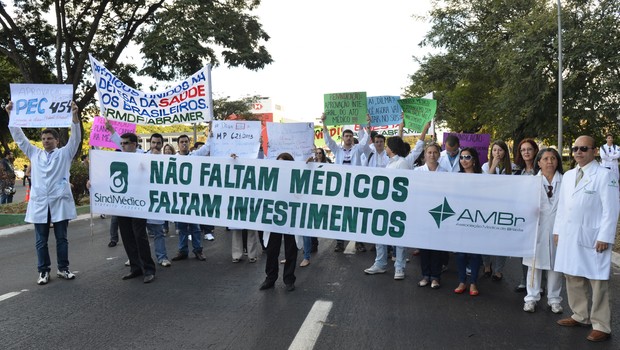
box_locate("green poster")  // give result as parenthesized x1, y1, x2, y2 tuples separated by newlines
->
(398, 98, 437, 130)
(323, 92, 367, 125)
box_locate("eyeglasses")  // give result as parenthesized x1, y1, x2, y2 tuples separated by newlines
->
(571, 146, 594, 152)
(459, 155, 472, 160)
(546, 185, 553, 198)
(120, 141, 133, 145)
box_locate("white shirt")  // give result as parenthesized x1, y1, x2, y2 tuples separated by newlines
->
(324, 127, 369, 166)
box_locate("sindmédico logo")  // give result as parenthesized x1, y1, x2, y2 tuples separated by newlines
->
(110, 162, 128, 193)
(429, 197, 526, 232)
(92, 161, 146, 209)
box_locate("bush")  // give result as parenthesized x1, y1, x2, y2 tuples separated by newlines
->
(70, 161, 89, 205)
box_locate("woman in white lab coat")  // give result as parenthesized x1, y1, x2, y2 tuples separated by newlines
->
(522, 148, 564, 313)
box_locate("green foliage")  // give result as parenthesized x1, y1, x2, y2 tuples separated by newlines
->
(407, 0, 620, 147)
(213, 95, 261, 120)
(69, 161, 89, 205)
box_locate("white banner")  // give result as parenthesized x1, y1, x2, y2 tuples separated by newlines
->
(9, 84, 73, 127)
(89, 54, 213, 125)
(90, 151, 541, 257)
(266, 122, 315, 161)
(209, 121, 261, 158)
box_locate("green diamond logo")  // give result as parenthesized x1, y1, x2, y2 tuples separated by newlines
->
(429, 197, 455, 228)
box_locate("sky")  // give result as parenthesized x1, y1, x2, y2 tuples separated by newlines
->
(209, 0, 436, 122)
(5, 0, 436, 122)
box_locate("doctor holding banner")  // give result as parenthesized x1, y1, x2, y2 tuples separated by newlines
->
(6, 100, 81, 285)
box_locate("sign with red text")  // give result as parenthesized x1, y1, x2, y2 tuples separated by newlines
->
(89, 116, 137, 149)
(89, 54, 212, 125)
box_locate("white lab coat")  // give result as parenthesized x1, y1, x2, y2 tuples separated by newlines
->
(324, 127, 369, 166)
(10, 123, 81, 223)
(523, 171, 562, 270)
(553, 161, 620, 280)
(438, 149, 461, 172)
(599, 144, 620, 181)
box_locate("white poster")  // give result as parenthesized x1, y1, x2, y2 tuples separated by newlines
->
(209, 120, 261, 158)
(9, 84, 73, 127)
(266, 122, 315, 161)
(89, 54, 212, 125)
(90, 150, 541, 257)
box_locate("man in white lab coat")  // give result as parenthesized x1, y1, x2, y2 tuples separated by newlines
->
(553, 135, 619, 342)
(438, 135, 460, 173)
(6, 101, 81, 285)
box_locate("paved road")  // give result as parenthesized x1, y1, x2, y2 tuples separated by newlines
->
(1, 216, 619, 349)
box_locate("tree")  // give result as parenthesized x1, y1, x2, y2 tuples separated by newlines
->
(406, 0, 620, 150)
(0, 0, 273, 155)
(213, 95, 261, 120)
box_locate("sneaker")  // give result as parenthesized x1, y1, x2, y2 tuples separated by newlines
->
(205, 233, 215, 241)
(37, 272, 49, 285)
(100, 214, 106, 219)
(394, 268, 405, 280)
(364, 265, 387, 275)
(160, 259, 171, 267)
(523, 301, 536, 313)
(57, 270, 76, 280)
(550, 303, 563, 314)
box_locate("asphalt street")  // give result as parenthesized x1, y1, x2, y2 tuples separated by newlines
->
(1, 216, 620, 349)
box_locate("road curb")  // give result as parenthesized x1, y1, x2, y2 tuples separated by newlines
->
(0, 213, 93, 237)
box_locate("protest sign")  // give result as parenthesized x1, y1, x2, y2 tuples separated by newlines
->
(90, 150, 541, 257)
(398, 98, 437, 131)
(89, 117, 137, 149)
(314, 125, 342, 148)
(89, 54, 212, 125)
(443, 132, 491, 164)
(210, 121, 261, 158)
(367, 95, 401, 126)
(323, 92, 367, 125)
(9, 84, 73, 127)
(266, 122, 315, 161)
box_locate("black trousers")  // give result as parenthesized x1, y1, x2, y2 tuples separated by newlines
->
(118, 216, 156, 275)
(265, 232, 297, 285)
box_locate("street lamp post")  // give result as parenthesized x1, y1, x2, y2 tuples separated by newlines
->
(557, 0, 563, 155)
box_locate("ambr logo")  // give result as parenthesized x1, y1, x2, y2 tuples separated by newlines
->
(110, 162, 128, 193)
(428, 197, 455, 228)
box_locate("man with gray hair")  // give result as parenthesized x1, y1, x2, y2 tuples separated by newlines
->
(554, 135, 619, 342)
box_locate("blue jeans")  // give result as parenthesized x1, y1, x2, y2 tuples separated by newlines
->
(0, 193, 14, 204)
(177, 222, 202, 254)
(109, 215, 119, 242)
(374, 244, 406, 270)
(147, 223, 168, 262)
(35, 220, 69, 273)
(457, 253, 482, 284)
(303, 236, 312, 260)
